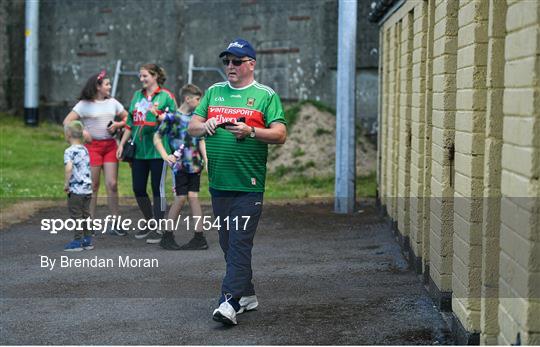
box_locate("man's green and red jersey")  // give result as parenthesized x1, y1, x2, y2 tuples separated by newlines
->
(125, 87, 177, 159)
(194, 81, 286, 192)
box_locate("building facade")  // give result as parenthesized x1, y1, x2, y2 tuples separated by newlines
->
(375, 0, 539, 344)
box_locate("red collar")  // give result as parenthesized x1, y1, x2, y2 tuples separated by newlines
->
(143, 86, 161, 99)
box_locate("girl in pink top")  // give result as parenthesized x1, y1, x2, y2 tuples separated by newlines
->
(63, 71, 128, 230)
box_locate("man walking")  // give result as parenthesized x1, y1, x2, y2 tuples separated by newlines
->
(188, 38, 287, 325)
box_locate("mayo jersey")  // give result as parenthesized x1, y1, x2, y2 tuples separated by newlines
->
(125, 87, 177, 159)
(194, 81, 286, 192)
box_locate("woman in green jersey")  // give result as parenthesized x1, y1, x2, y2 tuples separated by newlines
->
(117, 63, 177, 241)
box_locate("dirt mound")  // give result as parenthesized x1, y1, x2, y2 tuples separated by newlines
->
(267, 103, 376, 177)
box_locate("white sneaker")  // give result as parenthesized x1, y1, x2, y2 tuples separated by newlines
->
(238, 295, 258, 314)
(212, 295, 238, 325)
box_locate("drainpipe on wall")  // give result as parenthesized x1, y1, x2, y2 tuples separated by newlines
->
(24, 0, 39, 126)
(334, 0, 358, 214)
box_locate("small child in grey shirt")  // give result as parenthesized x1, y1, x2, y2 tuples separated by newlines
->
(63, 120, 93, 251)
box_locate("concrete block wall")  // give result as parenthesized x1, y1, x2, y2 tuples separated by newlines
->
(0, 1, 8, 111)
(384, 22, 401, 221)
(4, 0, 380, 130)
(397, 12, 413, 241)
(2, 0, 24, 114)
(480, 0, 506, 343)
(498, 0, 540, 344)
(409, 1, 429, 267)
(379, 27, 394, 213)
(429, 0, 458, 297)
(452, 0, 489, 336)
(380, 28, 391, 204)
(377, 0, 540, 344)
(37, 0, 181, 122)
(391, 22, 402, 221)
(379, 31, 385, 200)
(421, 0, 436, 277)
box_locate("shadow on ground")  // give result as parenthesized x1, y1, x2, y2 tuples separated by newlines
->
(0, 201, 452, 345)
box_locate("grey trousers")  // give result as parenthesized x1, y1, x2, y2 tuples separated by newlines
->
(67, 193, 91, 239)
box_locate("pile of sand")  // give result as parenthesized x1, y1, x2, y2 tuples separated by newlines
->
(267, 103, 376, 178)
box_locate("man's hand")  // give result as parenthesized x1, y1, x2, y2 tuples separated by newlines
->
(225, 122, 251, 139)
(188, 115, 211, 137)
(204, 118, 218, 135)
(64, 183, 69, 193)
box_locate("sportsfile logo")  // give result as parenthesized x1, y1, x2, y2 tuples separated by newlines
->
(41, 215, 252, 234)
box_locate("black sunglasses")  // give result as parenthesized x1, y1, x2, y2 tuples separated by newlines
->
(222, 58, 251, 66)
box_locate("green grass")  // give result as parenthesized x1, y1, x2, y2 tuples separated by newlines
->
(265, 172, 376, 199)
(292, 148, 305, 158)
(1, 114, 67, 204)
(0, 113, 375, 208)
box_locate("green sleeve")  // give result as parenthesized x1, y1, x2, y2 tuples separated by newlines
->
(264, 93, 287, 127)
(126, 91, 138, 129)
(166, 93, 177, 113)
(194, 89, 210, 119)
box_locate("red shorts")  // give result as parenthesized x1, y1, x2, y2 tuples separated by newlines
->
(85, 139, 118, 166)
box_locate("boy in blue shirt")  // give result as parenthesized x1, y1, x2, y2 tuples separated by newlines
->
(153, 84, 208, 250)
